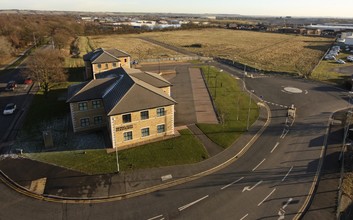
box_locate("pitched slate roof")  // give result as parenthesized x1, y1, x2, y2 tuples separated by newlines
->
(67, 68, 176, 116)
(83, 48, 130, 64)
(95, 67, 171, 88)
(67, 78, 117, 102)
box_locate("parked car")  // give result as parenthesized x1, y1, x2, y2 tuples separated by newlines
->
(5, 81, 17, 91)
(24, 77, 33, 84)
(337, 59, 346, 64)
(347, 56, 353, 62)
(3, 103, 16, 115)
(324, 54, 336, 60)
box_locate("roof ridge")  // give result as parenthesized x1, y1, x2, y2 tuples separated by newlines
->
(144, 71, 171, 85)
(131, 76, 176, 103)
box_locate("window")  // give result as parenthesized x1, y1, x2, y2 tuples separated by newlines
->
(140, 111, 149, 120)
(94, 116, 103, 124)
(92, 100, 101, 109)
(157, 124, 165, 133)
(80, 118, 90, 127)
(97, 63, 101, 69)
(124, 131, 133, 141)
(122, 114, 131, 123)
(113, 62, 117, 67)
(124, 58, 127, 62)
(105, 63, 108, 69)
(156, 108, 165, 117)
(141, 128, 150, 137)
(78, 102, 88, 111)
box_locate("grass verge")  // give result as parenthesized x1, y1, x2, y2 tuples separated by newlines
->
(24, 129, 208, 174)
(197, 66, 259, 148)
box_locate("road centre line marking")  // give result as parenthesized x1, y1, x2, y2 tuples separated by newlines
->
(240, 213, 249, 220)
(147, 214, 163, 220)
(271, 142, 280, 153)
(252, 158, 266, 171)
(178, 195, 209, 211)
(221, 177, 244, 190)
(282, 166, 293, 182)
(258, 188, 276, 206)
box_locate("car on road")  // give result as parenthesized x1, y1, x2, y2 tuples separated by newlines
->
(5, 81, 17, 91)
(347, 55, 353, 62)
(336, 59, 346, 64)
(3, 103, 16, 115)
(24, 77, 33, 84)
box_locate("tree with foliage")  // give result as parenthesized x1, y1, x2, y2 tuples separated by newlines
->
(23, 49, 67, 96)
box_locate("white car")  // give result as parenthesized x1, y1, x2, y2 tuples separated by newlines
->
(336, 59, 346, 64)
(3, 103, 16, 115)
(347, 56, 353, 62)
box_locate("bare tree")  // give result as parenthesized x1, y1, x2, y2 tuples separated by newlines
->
(23, 49, 67, 96)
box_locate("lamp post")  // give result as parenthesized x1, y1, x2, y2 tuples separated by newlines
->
(246, 91, 252, 131)
(115, 146, 120, 173)
(243, 64, 247, 91)
(214, 69, 223, 99)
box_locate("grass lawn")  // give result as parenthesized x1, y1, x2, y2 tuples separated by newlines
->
(197, 66, 259, 148)
(24, 129, 208, 174)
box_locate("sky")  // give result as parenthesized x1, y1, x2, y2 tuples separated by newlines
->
(1, 0, 353, 18)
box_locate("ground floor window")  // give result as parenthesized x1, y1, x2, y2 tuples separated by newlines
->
(141, 128, 150, 137)
(124, 131, 133, 141)
(157, 124, 165, 133)
(80, 118, 90, 127)
(94, 116, 103, 124)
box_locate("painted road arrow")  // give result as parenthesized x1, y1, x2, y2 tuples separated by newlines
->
(242, 180, 263, 192)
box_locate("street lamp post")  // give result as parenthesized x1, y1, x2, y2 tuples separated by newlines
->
(246, 91, 252, 131)
(236, 94, 240, 121)
(115, 146, 120, 173)
(214, 69, 223, 99)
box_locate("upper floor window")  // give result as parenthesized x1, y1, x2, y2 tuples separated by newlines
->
(140, 111, 149, 120)
(156, 108, 165, 117)
(124, 131, 133, 141)
(113, 62, 117, 67)
(92, 100, 101, 109)
(80, 118, 90, 127)
(94, 116, 103, 124)
(78, 102, 88, 111)
(97, 63, 101, 69)
(105, 63, 108, 69)
(124, 58, 127, 62)
(122, 114, 132, 123)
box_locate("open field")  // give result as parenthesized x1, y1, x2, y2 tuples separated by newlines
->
(88, 35, 184, 60)
(63, 29, 333, 76)
(140, 29, 333, 74)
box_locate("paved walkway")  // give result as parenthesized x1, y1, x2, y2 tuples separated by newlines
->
(189, 68, 218, 124)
